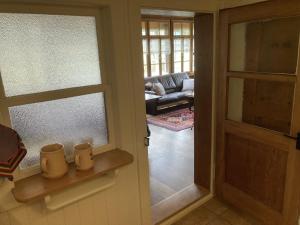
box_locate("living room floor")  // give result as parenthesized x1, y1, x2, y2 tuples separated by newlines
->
(148, 123, 194, 206)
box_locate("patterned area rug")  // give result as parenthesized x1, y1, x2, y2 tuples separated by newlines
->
(147, 108, 194, 131)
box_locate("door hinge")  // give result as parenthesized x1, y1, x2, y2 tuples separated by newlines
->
(144, 137, 150, 147)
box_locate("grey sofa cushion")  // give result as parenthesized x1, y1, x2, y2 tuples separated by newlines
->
(158, 92, 187, 104)
(171, 72, 190, 91)
(158, 75, 177, 90)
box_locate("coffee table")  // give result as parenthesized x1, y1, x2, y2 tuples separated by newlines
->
(145, 93, 161, 115)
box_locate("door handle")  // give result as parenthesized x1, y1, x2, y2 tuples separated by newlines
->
(284, 133, 300, 150)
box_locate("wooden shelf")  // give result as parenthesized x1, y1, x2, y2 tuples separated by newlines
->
(12, 149, 134, 203)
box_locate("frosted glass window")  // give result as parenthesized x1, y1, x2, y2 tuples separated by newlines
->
(0, 13, 101, 97)
(9, 93, 108, 168)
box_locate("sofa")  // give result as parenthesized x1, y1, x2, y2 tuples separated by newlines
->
(144, 72, 194, 115)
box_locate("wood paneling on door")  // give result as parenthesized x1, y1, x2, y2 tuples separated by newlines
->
(225, 133, 288, 212)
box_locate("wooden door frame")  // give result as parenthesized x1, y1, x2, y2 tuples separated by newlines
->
(194, 13, 214, 190)
(216, 1, 300, 225)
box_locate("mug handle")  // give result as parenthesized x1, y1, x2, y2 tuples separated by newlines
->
(75, 154, 80, 167)
(41, 158, 48, 173)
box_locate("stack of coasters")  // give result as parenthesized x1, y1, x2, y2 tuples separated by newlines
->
(0, 124, 27, 181)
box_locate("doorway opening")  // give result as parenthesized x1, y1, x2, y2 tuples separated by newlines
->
(140, 9, 214, 224)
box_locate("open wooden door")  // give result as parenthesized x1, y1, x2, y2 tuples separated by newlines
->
(216, 1, 300, 225)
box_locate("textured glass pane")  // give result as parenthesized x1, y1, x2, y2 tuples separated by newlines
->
(143, 39, 148, 53)
(149, 22, 159, 36)
(151, 64, 159, 76)
(142, 21, 147, 36)
(150, 39, 159, 53)
(150, 53, 159, 64)
(182, 23, 191, 35)
(9, 93, 108, 168)
(184, 61, 190, 71)
(174, 39, 182, 51)
(174, 62, 182, 73)
(159, 22, 169, 36)
(173, 23, 181, 36)
(0, 13, 101, 97)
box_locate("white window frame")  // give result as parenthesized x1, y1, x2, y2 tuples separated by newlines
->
(0, 5, 116, 180)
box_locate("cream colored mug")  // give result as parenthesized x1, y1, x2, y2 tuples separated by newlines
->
(74, 143, 94, 171)
(40, 143, 68, 179)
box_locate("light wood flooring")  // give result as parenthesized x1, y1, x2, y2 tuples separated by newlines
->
(173, 198, 264, 225)
(148, 124, 194, 206)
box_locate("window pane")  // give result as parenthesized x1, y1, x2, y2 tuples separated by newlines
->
(0, 13, 101, 97)
(150, 53, 159, 64)
(182, 22, 191, 35)
(160, 22, 169, 36)
(142, 39, 148, 52)
(149, 22, 160, 36)
(151, 64, 159, 76)
(161, 63, 169, 75)
(227, 78, 294, 134)
(161, 39, 170, 53)
(144, 65, 148, 77)
(173, 22, 182, 36)
(161, 53, 170, 64)
(174, 39, 182, 51)
(229, 17, 300, 74)
(143, 53, 147, 64)
(174, 52, 182, 62)
(184, 39, 191, 51)
(150, 39, 159, 52)
(184, 51, 190, 61)
(9, 93, 108, 169)
(184, 61, 190, 71)
(141, 21, 147, 36)
(174, 62, 182, 73)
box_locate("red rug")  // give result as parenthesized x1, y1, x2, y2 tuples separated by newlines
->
(147, 108, 194, 131)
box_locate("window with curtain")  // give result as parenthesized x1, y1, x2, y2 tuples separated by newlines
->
(0, 11, 114, 170)
(142, 18, 194, 77)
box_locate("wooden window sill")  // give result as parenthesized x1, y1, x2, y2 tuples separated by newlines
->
(12, 149, 134, 203)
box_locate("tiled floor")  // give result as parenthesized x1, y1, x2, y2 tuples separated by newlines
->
(173, 198, 264, 225)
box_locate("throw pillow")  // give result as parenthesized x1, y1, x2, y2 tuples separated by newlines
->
(145, 82, 153, 90)
(182, 79, 194, 92)
(153, 82, 166, 96)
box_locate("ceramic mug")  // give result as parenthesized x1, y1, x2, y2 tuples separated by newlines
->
(74, 143, 94, 171)
(40, 143, 68, 179)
